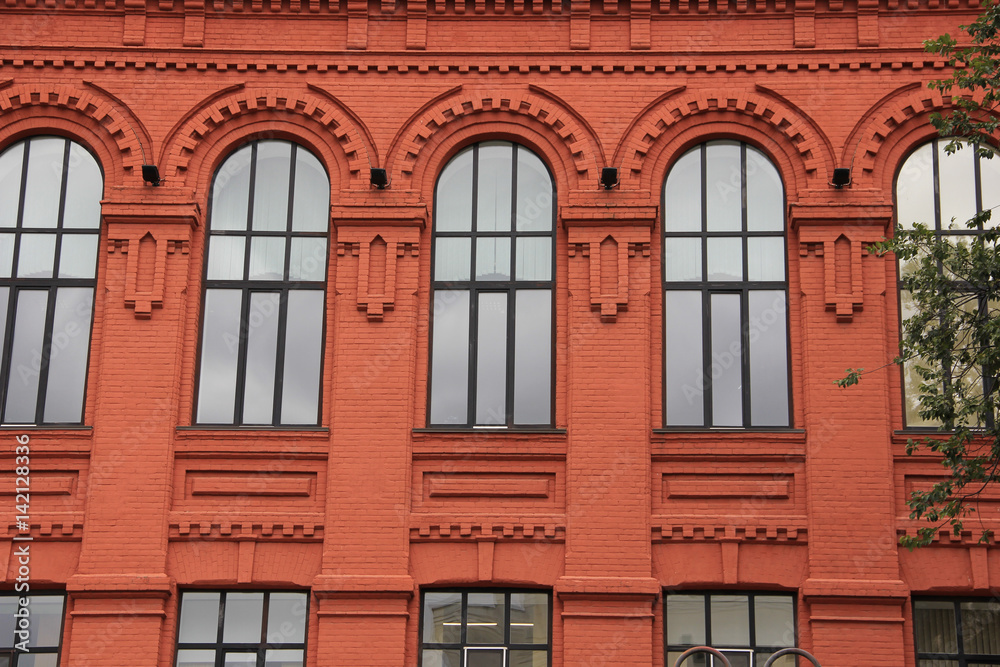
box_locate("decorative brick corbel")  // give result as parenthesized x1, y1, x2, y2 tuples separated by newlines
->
(568, 228, 650, 323)
(337, 228, 420, 321)
(107, 233, 190, 318)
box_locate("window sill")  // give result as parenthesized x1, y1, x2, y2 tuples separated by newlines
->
(652, 429, 806, 460)
(0, 426, 93, 452)
(412, 428, 567, 460)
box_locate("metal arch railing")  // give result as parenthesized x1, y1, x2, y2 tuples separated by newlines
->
(672, 646, 823, 667)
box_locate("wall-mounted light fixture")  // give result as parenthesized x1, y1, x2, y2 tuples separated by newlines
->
(142, 164, 161, 187)
(600, 167, 619, 190)
(370, 167, 389, 189)
(830, 168, 851, 189)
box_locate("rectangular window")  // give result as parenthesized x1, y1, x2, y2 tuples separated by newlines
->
(175, 591, 308, 667)
(0, 593, 66, 666)
(420, 590, 550, 666)
(914, 597, 1000, 665)
(665, 592, 795, 667)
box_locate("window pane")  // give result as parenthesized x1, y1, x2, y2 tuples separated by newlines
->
(222, 593, 264, 643)
(721, 650, 752, 667)
(179, 592, 221, 643)
(515, 237, 551, 281)
(224, 654, 257, 666)
(509, 594, 548, 644)
(710, 294, 743, 427)
(291, 148, 329, 232)
(747, 237, 785, 282)
(62, 143, 103, 229)
(938, 142, 977, 229)
(665, 148, 702, 233)
(0, 233, 13, 277)
(264, 649, 304, 667)
(212, 145, 252, 231)
(754, 596, 794, 647)
(26, 596, 64, 647)
(252, 141, 292, 231)
(17, 655, 60, 667)
(429, 290, 470, 424)
(22, 138, 64, 229)
(509, 651, 548, 667)
(515, 148, 553, 232)
(0, 596, 16, 648)
(669, 651, 708, 667)
(207, 236, 246, 281)
(665, 291, 704, 426)
(196, 289, 242, 423)
(980, 151, 1000, 219)
(664, 237, 702, 282)
(961, 601, 1000, 654)
(666, 594, 706, 645)
(710, 595, 750, 646)
(466, 648, 505, 667)
(279, 291, 324, 425)
(0, 141, 24, 228)
(5, 290, 48, 423)
(266, 593, 308, 645)
(748, 291, 789, 427)
(707, 237, 743, 281)
(900, 291, 935, 427)
(896, 142, 935, 229)
(476, 237, 511, 280)
(423, 649, 461, 667)
(42, 287, 93, 423)
(706, 141, 742, 232)
(423, 593, 463, 644)
(288, 238, 327, 282)
(513, 290, 551, 425)
(746, 147, 783, 232)
(248, 237, 286, 281)
(914, 601, 957, 654)
(477, 142, 513, 232)
(17, 234, 57, 278)
(436, 147, 474, 232)
(241, 292, 281, 425)
(58, 234, 100, 279)
(435, 238, 472, 282)
(467, 593, 505, 644)
(475, 292, 507, 425)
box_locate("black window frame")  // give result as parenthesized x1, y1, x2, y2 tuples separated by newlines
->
(193, 139, 330, 428)
(174, 590, 309, 667)
(661, 140, 792, 430)
(913, 596, 1000, 665)
(427, 140, 557, 429)
(0, 135, 103, 426)
(894, 138, 1000, 430)
(0, 591, 67, 666)
(665, 591, 797, 667)
(419, 588, 552, 667)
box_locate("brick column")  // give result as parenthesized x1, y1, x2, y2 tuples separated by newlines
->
(791, 201, 908, 666)
(557, 202, 659, 666)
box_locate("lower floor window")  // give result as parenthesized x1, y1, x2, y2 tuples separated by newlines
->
(421, 590, 550, 666)
(175, 591, 308, 667)
(914, 598, 1000, 665)
(666, 592, 795, 667)
(0, 593, 66, 667)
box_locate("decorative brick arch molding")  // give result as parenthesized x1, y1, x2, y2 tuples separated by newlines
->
(615, 85, 834, 195)
(0, 80, 147, 188)
(386, 84, 604, 193)
(848, 84, 990, 192)
(162, 83, 376, 190)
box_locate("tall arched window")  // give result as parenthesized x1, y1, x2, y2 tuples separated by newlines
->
(895, 138, 1000, 427)
(195, 140, 330, 426)
(428, 141, 555, 427)
(0, 136, 103, 425)
(662, 140, 790, 428)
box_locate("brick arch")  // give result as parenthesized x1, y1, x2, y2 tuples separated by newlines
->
(162, 85, 375, 189)
(0, 81, 147, 187)
(616, 86, 834, 192)
(386, 84, 603, 192)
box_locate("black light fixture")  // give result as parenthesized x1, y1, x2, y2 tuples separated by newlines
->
(600, 167, 619, 190)
(370, 167, 389, 189)
(142, 164, 161, 187)
(830, 167, 851, 189)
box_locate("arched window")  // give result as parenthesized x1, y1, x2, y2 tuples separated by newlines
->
(0, 136, 103, 425)
(195, 140, 330, 426)
(895, 138, 1000, 427)
(662, 140, 790, 428)
(428, 141, 555, 427)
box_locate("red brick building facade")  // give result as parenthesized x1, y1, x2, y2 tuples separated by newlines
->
(1, 0, 997, 665)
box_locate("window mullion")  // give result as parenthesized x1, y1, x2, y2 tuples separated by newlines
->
(32, 286, 59, 424)
(701, 288, 713, 427)
(506, 288, 516, 426)
(271, 290, 290, 426)
(233, 289, 253, 426)
(468, 288, 479, 427)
